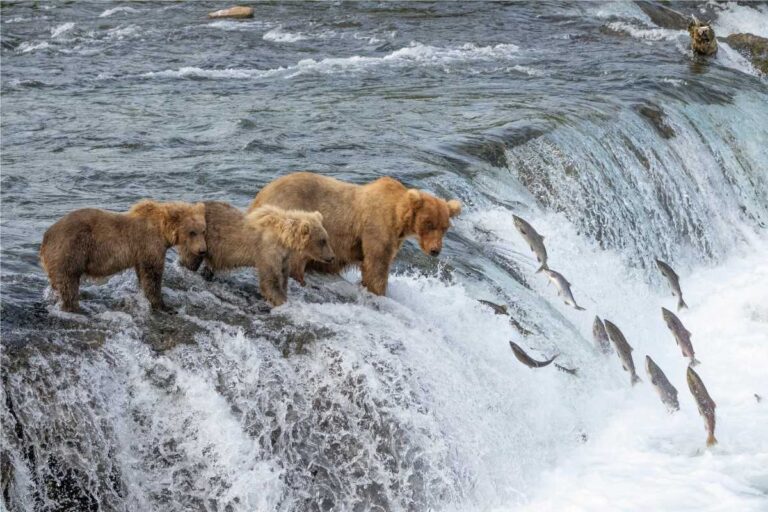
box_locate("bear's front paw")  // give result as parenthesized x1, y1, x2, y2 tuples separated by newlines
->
(153, 303, 177, 315)
(200, 266, 215, 282)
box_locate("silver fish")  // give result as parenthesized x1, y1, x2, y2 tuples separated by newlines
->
(542, 269, 586, 311)
(512, 215, 548, 273)
(687, 366, 717, 447)
(593, 316, 612, 354)
(661, 307, 699, 366)
(645, 356, 679, 412)
(603, 320, 641, 385)
(555, 363, 578, 376)
(478, 299, 508, 316)
(656, 259, 688, 311)
(509, 341, 557, 368)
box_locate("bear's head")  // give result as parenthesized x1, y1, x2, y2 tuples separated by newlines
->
(165, 202, 207, 271)
(400, 189, 461, 257)
(292, 211, 335, 264)
(130, 200, 207, 270)
(247, 206, 335, 264)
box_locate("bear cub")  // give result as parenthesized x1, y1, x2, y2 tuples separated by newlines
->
(191, 202, 333, 307)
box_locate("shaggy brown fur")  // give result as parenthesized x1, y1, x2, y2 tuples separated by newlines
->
(688, 18, 718, 56)
(40, 200, 207, 313)
(193, 202, 334, 307)
(249, 172, 461, 296)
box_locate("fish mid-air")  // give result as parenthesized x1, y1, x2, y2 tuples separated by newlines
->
(508, 341, 557, 368)
(656, 259, 687, 311)
(687, 366, 717, 447)
(603, 320, 641, 385)
(645, 356, 679, 412)
(512, 215, 548, 273)
(661, 307, 699, 366)
(542, 269, 586, 311)
(592, 316, 612, 354)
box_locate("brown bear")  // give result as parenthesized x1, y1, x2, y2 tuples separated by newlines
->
(688, 17, 718, 56)
(248, 172, 461, 296)
(190, 202, 334, 307)
(39, 200, 207, 313)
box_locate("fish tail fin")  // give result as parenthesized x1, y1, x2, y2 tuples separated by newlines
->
(690, 357, 701, 367)
(575, 305, 586, 311)
(706, 434, 718, 447)
(678, 298, 688, 311)
(631, 374, 642, 386)
(535, 263, 548, 273)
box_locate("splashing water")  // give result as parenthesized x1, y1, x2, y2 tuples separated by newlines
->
(2, 2, 767, 511)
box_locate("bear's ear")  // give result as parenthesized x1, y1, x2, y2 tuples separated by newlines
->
(446, 199, 462, 218)
(407, 189, 422, 209)
(162, 205, 184, 245)
(298, 219, 312, 248)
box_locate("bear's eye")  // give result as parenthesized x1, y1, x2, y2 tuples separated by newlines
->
(320, 239, 327, 246)
(190, 230, 197, 237)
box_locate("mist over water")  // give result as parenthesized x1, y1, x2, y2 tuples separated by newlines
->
(1, 2, 767, 511)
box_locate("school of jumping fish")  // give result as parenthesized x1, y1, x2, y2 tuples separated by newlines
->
(483, 214, 718, 447)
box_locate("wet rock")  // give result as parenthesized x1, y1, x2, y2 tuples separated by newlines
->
(634, 103, 675, 139)
(722, 33, 768, 74)
(207, 6, 254, 19)
(688, 18, 718, 56)
(635, 1, 689, 30)
(456, 138, 508, 168)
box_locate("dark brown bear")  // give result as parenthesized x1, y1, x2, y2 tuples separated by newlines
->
(39, 200, 207, 313)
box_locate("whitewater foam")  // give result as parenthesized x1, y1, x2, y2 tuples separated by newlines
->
(51, 22, 75, 39)
(98, 6, 140, 18)
(17, 41, 50, 53)
(606, 21, 684, 42)
(263, 27, 308, 43)
(713, 2, 768, 38)
(143, 42, 521, 81)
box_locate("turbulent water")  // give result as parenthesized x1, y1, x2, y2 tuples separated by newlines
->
(2, 1, 767, 511)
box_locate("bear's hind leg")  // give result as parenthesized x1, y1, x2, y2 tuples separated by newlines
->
(57, 274, 82, 313)
(136, 262, 172, 312)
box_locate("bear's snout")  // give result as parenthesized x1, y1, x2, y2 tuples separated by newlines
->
(429, 249, 441, 257)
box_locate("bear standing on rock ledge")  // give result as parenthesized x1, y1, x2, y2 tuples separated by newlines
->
(40, 200, 207, 313)
(249, 172, 461, 296)
(688, 17, 718, 56)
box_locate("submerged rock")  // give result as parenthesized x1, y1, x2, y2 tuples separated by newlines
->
(723, 33, 768, 75)
(456, 138, 508, 169)
(634, 103, 675, 139)
(207, 6, 254, 19)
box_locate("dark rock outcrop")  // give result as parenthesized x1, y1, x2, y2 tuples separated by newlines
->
(723, 33, 768, 74)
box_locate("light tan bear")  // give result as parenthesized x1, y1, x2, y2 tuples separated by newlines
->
(40, 200, 207, 313)
(249, 172, 461, 296)
(189, 202, 334, 307)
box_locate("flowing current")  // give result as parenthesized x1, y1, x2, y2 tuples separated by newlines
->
(1, 2, 767, 511)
